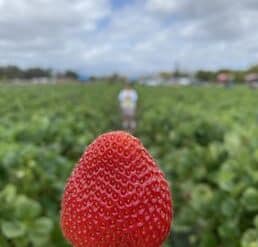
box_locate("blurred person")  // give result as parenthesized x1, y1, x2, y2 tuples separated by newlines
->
(118, 82, 138, 132)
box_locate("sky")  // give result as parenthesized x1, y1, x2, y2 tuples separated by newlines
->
(0, 0, 258, 76)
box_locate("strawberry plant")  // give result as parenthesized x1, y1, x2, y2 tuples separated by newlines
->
(0, 84, 258, 246)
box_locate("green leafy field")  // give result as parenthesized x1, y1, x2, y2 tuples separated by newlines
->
(0, 84, 258, 246)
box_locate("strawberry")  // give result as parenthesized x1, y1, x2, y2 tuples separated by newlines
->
(60, 131, 172, 247)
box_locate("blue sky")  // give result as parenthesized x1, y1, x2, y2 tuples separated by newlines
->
(0, 0, 258, 76)
(111, 0, 132, 9)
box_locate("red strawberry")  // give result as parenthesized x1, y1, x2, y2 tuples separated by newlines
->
(61, 131, 172, 247)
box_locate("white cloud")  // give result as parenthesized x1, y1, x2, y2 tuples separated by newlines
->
(146, 0, 179, 14)
(0, 0, 258, 75)
(0, 0, 110, 38)
(77, 1, 258, 75)
(0, 0, 111, 70)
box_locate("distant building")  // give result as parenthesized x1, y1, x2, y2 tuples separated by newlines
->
(11, 77, 54, 84)
(31, 77, 52, 84)
(217, 73, 229, 84)
(216, 73, 234, 87)
(140, 75, 164, 86)
(140, 74, 193, 86)
(245, 73, 258, 88)
(167, 76, 192, 86)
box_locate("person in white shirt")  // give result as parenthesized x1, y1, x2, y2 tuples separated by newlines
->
(118, 82, 138, 132)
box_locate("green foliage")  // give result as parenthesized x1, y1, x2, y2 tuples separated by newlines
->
(0, 84, 119, 246)
(136, 86, 258, 246)
(1, 84, 258, 246)
(195, 70, 216, 82)
(0, 66, 51, 80)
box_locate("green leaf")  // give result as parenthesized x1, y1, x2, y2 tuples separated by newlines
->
(191, 184, 213, 211)
(221, 198, 239, 218)
(1, 221, 26, 238)
(216, 164, 236, 192)
(15, 195, 42, 220)
(200, 232, 218, 247)
(0, 234, 9, 247)
(218, 220, 240, 239)
(0, 184, 16, 204)
(28, 217, 54, 246)
(241, 188, 258, 211)
(241, 229, 258, 247)
(32, 217, 54, 235)
(254, 215, 258, 229)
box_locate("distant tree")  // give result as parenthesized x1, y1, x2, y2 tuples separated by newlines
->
(0, 65, 81, 83)
(195, 70, 216, 82)
(159, 72, 173, 80)
(233, 71, 245, 83)
(64, 70, 78, 80)
(0, 66, 22, 79)
(87, 74, 128, 84)
(23, 68, 51, 79)
(89, 76, 97, 82)
(107, 73, 127, 84)
(247, 65, 258, 74)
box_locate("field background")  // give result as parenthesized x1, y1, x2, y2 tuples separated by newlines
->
(1, 83, 258, 247)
